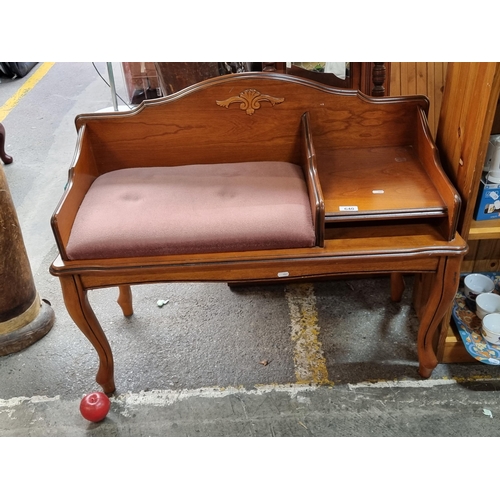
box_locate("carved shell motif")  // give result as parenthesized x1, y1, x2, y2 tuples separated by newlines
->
(216, 89, 284, 115)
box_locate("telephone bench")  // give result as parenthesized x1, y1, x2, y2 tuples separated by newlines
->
(50, 73, 467, 394)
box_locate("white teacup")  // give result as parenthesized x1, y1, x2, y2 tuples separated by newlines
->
(482, 313, 500, 344)
(464, 274, 495, 302)
(476, 293, 500, 320)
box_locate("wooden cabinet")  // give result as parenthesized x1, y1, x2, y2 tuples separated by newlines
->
(263, 63, 390, 97)
(413, 62, 500, 363)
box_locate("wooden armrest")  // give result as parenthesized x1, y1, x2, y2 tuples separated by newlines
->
(51, 125, 99, 260)
(415, 106, 461, 241)
(301, 112, 325, 247)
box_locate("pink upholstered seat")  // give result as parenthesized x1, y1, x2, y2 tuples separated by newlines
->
(66, 162, 316, 260)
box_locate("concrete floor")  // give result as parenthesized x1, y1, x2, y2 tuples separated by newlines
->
(2, 62, 500, 437)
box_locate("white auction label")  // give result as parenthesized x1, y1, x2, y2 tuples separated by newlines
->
(339, 206, 359, 211)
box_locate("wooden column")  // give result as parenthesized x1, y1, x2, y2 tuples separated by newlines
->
(0, 163, 54, 355)
(371, 63, 388, 96)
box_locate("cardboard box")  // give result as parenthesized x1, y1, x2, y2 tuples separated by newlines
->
(474, 175, 500, 220)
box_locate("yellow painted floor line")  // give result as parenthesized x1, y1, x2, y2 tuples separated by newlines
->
(285, 283, 331, 385)
(0, 62, 55, 122)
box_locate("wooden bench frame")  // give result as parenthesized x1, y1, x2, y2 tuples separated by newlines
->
(50, 73, 467, 394)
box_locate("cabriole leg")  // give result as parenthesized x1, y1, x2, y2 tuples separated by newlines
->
(117, 285, 133, 317)
(417, 256, 462, 378)
(0, 123, 13, 165)
(59, 275, 115, 394)
(390, 272, 405, 302)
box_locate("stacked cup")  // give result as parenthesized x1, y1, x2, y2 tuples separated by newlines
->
(465, 274, 500, 345)
(484, 134, 500, 184)
(464, 273, 495, 302)
(482, 313, 500, 345)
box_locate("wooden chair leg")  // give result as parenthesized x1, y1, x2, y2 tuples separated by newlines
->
(59, 275, 115, 394)
(117, 285, 133, 316)
(390, 273, 405, 302)
(0, 123, 13, 165)
(417, 256, 462, 378)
